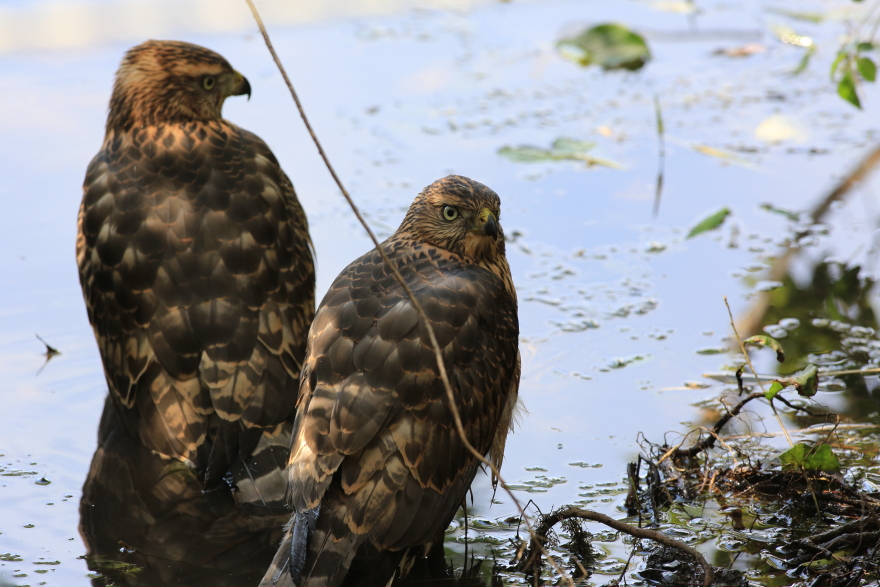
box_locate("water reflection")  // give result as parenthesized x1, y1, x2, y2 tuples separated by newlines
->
(736, 257, 880, 421)
(79, 397, 287, 586)
(754, 261, 878, 373)
(79, 397, 506, 586)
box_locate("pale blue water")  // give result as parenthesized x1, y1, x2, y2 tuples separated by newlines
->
(1, 0, 879, 584)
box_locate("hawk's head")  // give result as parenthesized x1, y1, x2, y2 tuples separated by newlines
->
(106, 40, 251, 133)
(401, 175, 507, 264)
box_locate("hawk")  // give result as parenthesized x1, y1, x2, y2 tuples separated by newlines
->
(261, 175, 520, 587)
(76, 40, 315, 503)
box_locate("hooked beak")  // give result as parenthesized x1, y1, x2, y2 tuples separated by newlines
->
(233, 71, 251, 100)
(476, 208, 498, 238)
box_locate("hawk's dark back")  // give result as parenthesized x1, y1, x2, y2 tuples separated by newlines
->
(261, 175, 520, 587)
(77, 40, 315, 502)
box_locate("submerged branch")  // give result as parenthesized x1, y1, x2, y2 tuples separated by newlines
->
(520, 507, 714, 587)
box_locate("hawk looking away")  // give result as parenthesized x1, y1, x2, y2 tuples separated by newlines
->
(76, 40, 315, 503)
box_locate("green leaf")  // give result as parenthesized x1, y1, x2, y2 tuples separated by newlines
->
(744, 334, 785, 363)
(760, 203, 799, 221)
(686, 208, 730, 239)
(779, 443, 808, 469)
(803, 444, 840, 472)
(557, 23, 651, 71)
(779, 443, 840, 472)
(838, 70, 862, 108)
(765, 380, 785, 401)
(857, 42, 874, 52)
(498, 138, 623, 169)
(791, 363, 819, 397)
(857, 56, 877, 82)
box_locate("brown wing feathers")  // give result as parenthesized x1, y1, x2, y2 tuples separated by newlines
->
(78, 41, 315, 499)
(261, 175, 519, 587)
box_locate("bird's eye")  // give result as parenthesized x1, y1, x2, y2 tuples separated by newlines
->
(441, 205, 459, 221)
(201, 76, 216, 91)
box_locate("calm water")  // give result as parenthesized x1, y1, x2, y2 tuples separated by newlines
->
(2, 0, 880, 585)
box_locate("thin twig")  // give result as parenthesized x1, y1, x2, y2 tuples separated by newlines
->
(672, 392, 764, 458)
(773, 394, 829, 417)
(724, 296, 793, 447)
(242, 3, 574, 584)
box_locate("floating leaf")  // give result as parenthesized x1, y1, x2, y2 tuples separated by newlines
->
(686, 208, 730, 239)
(744, 335, 785, 362)
(857, 56, 877, 82)
(691, 144, 752, 167)
(760, 203, 799, 222)
(838, 70, 861, 108)
(765, 380, 785, 401)
(498, 138, 623, 169)
(557, 23, 651, 71)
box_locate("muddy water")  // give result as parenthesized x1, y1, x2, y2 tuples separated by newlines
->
(1, 0, 880, 585)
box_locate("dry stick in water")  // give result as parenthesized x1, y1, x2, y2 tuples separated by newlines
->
(522, 508, 714, 587)
(244, 4, 713, 585)
(672, 392, 765, 459)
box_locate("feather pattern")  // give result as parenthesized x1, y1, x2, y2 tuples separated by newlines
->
(77, 40, 315, 500)
(262, 175, 519, 587)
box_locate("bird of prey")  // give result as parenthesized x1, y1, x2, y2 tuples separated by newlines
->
(76, 40, 315, 503)
(261, 175, 520, 587)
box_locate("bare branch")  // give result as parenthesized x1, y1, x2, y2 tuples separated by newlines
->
(521, 507, 714, 587)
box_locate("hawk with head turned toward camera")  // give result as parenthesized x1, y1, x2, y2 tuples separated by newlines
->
(261, 175, 520, 587)
(76, 40, 315, 502)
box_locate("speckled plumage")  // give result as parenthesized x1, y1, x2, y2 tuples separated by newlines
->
(261, 176, 520, 587)
(77, 40, 315, 501)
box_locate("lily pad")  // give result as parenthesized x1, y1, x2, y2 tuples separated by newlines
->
(498, 137, 623, 169)
(557, 23, 651, 71)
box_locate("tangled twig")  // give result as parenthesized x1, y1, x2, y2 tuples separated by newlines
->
(672, 392, 764, 459)
(519, 507, 714, 587)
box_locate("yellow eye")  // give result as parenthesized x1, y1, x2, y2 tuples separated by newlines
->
(441, 205, 459, 221)
(202, 76, 216, 91)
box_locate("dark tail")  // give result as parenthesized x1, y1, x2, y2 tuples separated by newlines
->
(262, 491, 380, 587)
(260, 507, 322, 587)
